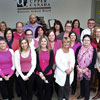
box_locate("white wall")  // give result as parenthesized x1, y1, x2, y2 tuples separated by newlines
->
(0, 0, 92, 29)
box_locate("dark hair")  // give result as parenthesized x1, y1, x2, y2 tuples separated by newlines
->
(35, 26, 46, 38)
(4, 28, 14, 40)
(82, 34, 92, 42)
(19, 37, 30, 52)
(47, 29, 57, 41)
(88, 18, 95, 22)
(72, 19, 80, 28)
(69, 31, 78, 43)
(53, 20, 64, 33)
(65, 20, 72, 27)
(25, 29, 33, 35)
(16, 21, 24, 27)
(0, 36, 6, 42)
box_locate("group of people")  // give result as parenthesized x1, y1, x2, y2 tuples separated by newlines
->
(0, 13, 100, 100)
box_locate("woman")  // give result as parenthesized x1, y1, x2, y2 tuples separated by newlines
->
(15, 37, 36, 100)
(72, 19, 83, 37)
(0, 21, 7, 37)
(0, 36, 15, 100)
(76, 35, 97, 100)
(35, 35, 54, 100)
(92, 26, 100, 48)
(34, 26, 46, 48)
(53, 20, 64, 39)
(54, 37, 75, 100)
(92, 45, 100, 100)
(69, 31, 81, 95)
(48, 29, 61, 70)
(25, 29, 35, 50)
(58, 20, 72, 40)
(4, 28, 19, 52)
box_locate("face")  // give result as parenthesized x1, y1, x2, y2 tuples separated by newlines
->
(83, 37, 91, 47)
(65, 23, 72, 33)
(55, 24, 60, 30)
(6, 30, 12, 41)
(0, 40, 7, 51)
(70, 33, 76, 42)
(40, 38, 47, 49)
(74, 21, 79, 28)
(29, 14, 37, 24)
(16, 23, 24, 34)
(88, 20, 95, 29)
(96, 29, 100, 38)
(0, 23, 6, 31)
(38, 28, 44, 36)
(48, 31, 55, 42)
(63, 41, 70, 49)
(26, 31, 33, 42)
(21, 40, 28, 50)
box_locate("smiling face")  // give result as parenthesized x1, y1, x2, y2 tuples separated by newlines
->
(0, 40, 7, 51)
(29, 14, 37, 25)
(0, 23, 6, 32)
(6, 30, 12, 41)
(88, 20, 95, 29)
(25, 30, 33, 42)
(83, 36, 91, 47)
(38, 28, 44, 36)
(74, 21, 79, 29)
(55, 24, 60, 31)
(65, 23, 72, 33)
(40, 38, 47, 49)
(95, 29, 100, 38)
(48, 31, 55, 42)
(21, 39, 29, 51)
(70, 33, 76, 42)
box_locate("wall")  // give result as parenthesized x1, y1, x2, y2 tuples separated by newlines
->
(0, 0, 92, 29)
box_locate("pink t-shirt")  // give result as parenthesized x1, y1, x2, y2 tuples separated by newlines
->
(20, 51, 32, 72)
(36, 50, 52, 75)
(0, 49, 14, 78)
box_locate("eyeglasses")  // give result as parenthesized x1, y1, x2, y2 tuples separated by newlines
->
(26, 34, 33, 36)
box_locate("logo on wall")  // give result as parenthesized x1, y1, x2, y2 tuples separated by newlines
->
(17, 0, 51, 13)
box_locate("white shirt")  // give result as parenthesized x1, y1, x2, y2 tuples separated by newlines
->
(81, 28, 94, 42)
(15, 49, 36, 80)
(54, 48, 75, 86)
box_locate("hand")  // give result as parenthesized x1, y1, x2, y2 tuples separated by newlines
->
(41, 76, 46, 80)
(82, 68, 88, 73)
(4, 75, 10, 81)
(97, 68, 100, 73)
(77, 65, 83, 73)
(65, 69, 71, 75)
(52, 64, 56, 70)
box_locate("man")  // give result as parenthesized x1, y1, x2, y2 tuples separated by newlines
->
(24, 13, 41, 38)
(14, 21, 25, 40)
(81, 19, 95, 41)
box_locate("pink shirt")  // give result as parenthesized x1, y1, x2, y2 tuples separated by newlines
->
(20, 51, 32, 72)
(14, 32, 25, 40)
(72, 42, 81, 53)
(0, 49, 14, 78)
(49, 40, 61, 63)
(36, 50, 52, 75)
(72, 28, 80, 37)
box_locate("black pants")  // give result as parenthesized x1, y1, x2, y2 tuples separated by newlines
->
(71, 66, 77, 92)
(36, 74, 53, 100)
(80, 77, 90, 100)
(97, 71, 100, 91)
(58, 75, 70, 100)
(18, 73, 34, 100)
(0, 76, 14, 100)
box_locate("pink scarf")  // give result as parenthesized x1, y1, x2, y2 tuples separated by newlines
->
(77, 45, 94, 80)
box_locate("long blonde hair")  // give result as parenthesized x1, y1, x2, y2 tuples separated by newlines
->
(92, 26, 100, 39)
(37, 35, 50, 53)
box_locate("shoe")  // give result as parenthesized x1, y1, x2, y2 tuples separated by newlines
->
(77, 95, 84, 99)
(92, 92, 100, 100)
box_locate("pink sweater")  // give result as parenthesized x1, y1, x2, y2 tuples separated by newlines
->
(20, 51, 32, 72)
(0, 50, 14, 78)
